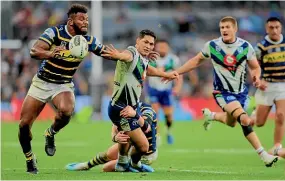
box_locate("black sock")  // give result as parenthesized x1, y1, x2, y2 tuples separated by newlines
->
(131, 151, 142, 165)
(52, 114, 71, 133)
(18, 125, 33, 160)
(87, 152, 110, 168)
(46, 126, 57, 137)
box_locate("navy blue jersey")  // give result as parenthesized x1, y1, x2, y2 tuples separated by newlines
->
(139, 103, 157, 155)
(256, 35, 285, 82)
(37, 24, 104, 84)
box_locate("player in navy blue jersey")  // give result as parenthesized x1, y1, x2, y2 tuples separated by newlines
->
(18, 4, 107, 174)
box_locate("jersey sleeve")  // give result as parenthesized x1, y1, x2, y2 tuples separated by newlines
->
(200, 41, 211, 58)
(126, 46, 137, 59)
(148, 60, 157, 67)
(254, 44, 262, 61)
(87, 36, 105, 56)
(39, 27, 57, 46)
(247, 43, 257, 61)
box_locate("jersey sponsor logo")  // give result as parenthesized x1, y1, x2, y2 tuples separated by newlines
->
(53, 50, 81, 62)
(226, 95, 236, 101)
(263, 52, 285, 63)
(215, 45, 221, 52)
(237, 47, 243, 54)
(224, 55, 237, 67)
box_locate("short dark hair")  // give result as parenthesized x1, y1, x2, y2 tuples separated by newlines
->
(267, 17, 281, 24)
(155, 39, 169, 45)
(138, 29, 156, 40)
(67, 4, 88, 17)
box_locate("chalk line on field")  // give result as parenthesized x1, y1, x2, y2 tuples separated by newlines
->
(168, 148, 254, 154)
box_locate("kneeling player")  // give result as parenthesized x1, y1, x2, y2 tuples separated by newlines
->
(65, 103, 157, 172)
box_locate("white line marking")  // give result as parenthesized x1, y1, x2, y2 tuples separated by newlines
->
(168, 148, 254, 154)
(157, 168, 238, 174)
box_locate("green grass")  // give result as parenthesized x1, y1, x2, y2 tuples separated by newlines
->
(1, 121, 284, 180)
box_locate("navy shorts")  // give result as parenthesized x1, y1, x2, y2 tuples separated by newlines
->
(147, 87, 173, 106)
(213, 90, 249, 110)
(108, 101, 140, 131)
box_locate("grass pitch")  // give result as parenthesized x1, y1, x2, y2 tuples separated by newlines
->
(1, 120, 284, 180)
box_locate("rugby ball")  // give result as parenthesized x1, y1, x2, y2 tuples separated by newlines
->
(69, 35, 88, 59)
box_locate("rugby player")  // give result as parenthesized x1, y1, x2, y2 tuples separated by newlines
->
(147, 40, 183, 144)
(167, 16, 278, 167)
(65, 103, 158, 172)
(101, 29, 178, 172)
(251, 17, 285, 155)
(18, 4, 108, 174)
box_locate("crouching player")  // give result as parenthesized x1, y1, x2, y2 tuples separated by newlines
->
(65, 103, 157, 172)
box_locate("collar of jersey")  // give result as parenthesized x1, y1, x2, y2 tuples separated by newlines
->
(265, 34, 283, 44)
(220, 37, 238, 45)
(65, 25, 73, 38)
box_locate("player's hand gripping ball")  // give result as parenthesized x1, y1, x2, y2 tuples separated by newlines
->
(69, 35, 88, 59)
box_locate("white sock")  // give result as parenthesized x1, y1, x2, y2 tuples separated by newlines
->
(118, 155, 129, 164)
(256, 147, 265, 155)
(131, 160, 142, 168)
(210, 112, 216, 120)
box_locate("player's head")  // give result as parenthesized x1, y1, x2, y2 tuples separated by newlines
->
(67, 4, 88, 35)
(155, 40, 169, 58)
(219, 16, 238, 43)
(135, 29, 156, 56)
(266, 17, 282, 42)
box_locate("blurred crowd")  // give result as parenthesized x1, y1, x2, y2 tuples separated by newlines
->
(1, 1, 285, 102)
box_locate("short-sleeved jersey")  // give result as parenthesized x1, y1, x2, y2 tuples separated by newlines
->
(111, 46, 149, 106)
(147, 53, 180, 91)
(255, 34, 285, 82)
(139, 102, 157, 155)
(37, 24, 104, 84)
(201, 37, 256, 94)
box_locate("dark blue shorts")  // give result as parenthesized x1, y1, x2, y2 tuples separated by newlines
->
(108, 101, 140, 131)
(147, 87, 173, 106)
(213, 90, 249, 110)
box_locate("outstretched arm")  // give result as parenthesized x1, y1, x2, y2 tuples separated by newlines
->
(176, 52, 206, 75)
(101, 45, 133, 62)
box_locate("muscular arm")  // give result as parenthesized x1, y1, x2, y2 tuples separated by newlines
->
(101, 46, 133, 62)
(247, 58, 261, 79)
(30, 40, 53, 59)
(176, 52, 206, 75)
(146, 65, 168, 77)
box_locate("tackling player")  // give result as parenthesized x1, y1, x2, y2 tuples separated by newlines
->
(18, 4, 108, 174)
(147, 40, 183, 144)
(101, 29, 178, 172)
(167, 16, 278, 167)
(65, 103, 158, 172)
(251, 17, 285, 155)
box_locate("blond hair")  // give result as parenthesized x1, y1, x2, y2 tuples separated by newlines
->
(220, 16, 238, 27)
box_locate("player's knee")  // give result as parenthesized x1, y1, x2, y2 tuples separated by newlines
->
(256, 121, 265, 127)
(19, 118, 32, 127)
(137, 142, 149, 154)
(240, 125, 253, 137)
(237, 113, 250, 126)
(58, 104, 74, 117)
(275, 111, 285, 125)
